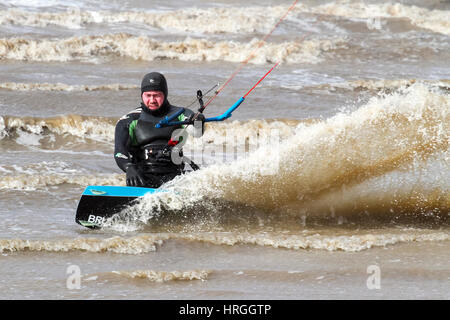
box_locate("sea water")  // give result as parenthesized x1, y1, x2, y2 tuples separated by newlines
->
(0, 0, 449, 299)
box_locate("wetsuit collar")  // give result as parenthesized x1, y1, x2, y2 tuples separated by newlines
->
(140, 100, 170, 117)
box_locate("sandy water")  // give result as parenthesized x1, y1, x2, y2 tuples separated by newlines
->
(0, 0, 449, 299)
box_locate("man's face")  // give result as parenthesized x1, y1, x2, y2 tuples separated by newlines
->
(142, 91, 165, 111)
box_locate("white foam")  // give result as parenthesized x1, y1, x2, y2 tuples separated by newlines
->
(0, 82, 138, 91)
(0, 173, 124, 190)
(1, 3, 448, 35)
(110, 269, 210, 282)
(0, 34, 347, 64)
(2, 231, 449, 254)
(0, 6, 290, 33)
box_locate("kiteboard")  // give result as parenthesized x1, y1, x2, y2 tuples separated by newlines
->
(75, 185, 159, 229)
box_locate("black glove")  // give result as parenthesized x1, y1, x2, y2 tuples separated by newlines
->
(126, 164, 144, 187)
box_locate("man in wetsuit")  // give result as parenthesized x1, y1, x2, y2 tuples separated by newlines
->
(114, 72, 205, 188)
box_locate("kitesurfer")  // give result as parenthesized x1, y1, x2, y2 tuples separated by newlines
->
(114, 72, 205, 188)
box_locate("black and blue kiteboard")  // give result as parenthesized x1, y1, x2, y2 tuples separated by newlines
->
(75, 185, 160, 229)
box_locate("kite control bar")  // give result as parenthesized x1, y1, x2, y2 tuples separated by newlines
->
(155, 62, 279, 128)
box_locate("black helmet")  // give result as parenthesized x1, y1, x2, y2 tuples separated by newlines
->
(141, 72, 168, 99)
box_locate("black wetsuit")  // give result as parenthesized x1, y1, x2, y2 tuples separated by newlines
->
(114, 72, 203, 188)
(114, 102, 197, 188)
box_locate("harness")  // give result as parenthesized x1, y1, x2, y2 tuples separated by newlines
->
(128, 110, 187, 174)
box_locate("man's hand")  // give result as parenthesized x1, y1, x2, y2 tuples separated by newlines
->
(126, 164, 144, 187)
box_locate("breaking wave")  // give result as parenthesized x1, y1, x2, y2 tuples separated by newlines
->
(0, 114, 116, 142)
(0, 172, 124, 190)
(0, 6, 289, 33)
(2, 230, 449, 254)
(0, 114, 306, 146)
(306, 2, 450, 35)
(0, 82, 138, 91)
(0, 34, 347, 64)
(109, 270, 210, 282)
(3, 79, 447, 95)
(0, 235, 162, 254)
(0, 2, 448, 35)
